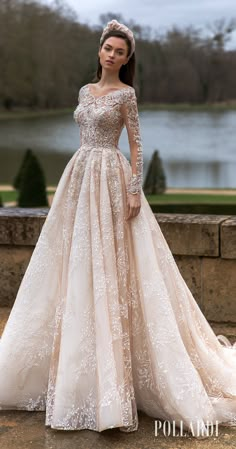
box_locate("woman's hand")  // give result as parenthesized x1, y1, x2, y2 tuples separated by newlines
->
(126, 192, 141, 220)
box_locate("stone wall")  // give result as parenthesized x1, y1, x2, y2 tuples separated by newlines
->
(0, 208, 236, 324)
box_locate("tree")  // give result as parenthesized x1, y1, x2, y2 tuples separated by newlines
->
(99, 12, 125, 28)
(13, 147, 32, 190)
(16, 149, 48, 207)
(143, 149, 166, 195)
(1, 2, 236, 107)
(207, 18, 236, 51)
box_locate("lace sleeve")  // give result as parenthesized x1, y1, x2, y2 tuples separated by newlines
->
(73, 86, 85, 123)
(77, 86, 83, 103)
(77, 85, 86, 103)
(121, 88, 143, 195)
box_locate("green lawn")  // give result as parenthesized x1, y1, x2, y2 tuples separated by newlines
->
(146, 193, 236, 204)
(0, 189, 56, 202)
(0, 190, 18, 202)
(1, 189, 236, 204)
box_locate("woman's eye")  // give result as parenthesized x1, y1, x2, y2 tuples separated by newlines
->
(104, 47, 123, 55)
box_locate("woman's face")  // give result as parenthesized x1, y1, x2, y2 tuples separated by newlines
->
(98, 36, 129, 72)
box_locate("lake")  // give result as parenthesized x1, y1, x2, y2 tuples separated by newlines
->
(0, 109, 236, 188)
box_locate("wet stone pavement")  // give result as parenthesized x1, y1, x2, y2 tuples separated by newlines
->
(1, 409, 236, 449)
(0, 308, 236, 449)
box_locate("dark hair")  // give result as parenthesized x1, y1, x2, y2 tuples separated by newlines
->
(92, 30, 136, 87)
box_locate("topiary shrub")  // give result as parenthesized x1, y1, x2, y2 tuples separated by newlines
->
(143, 149, 166, 195)
(15, 149, 48, 207)
(13, 148, 32, 190)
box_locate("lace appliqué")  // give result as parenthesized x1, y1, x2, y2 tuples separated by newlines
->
(0, 83, 236, 436)
(74, 84, 143, 196)
(121, 89, 143, 195)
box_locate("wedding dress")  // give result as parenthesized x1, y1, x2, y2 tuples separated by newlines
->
(0, 83, 236, 437)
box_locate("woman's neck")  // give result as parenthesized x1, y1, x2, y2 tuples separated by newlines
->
(97, 71, 120, 87)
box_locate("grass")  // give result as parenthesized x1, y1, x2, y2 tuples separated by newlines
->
(146, 193, 236, 204)
(1, 189, 236, 205)
(0, 189, 56, 202)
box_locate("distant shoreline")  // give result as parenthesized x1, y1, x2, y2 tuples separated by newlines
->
(1, 100, 236, 120)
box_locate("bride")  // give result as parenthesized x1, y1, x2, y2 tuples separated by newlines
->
(0, 19, 236, 439)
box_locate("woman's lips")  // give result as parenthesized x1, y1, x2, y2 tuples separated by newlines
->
(106, 60, 114, 64)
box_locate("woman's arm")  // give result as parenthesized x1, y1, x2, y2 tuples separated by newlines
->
(121, 88, 143, 195)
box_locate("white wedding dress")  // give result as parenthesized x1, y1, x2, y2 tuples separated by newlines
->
(0, 84, 236, 437)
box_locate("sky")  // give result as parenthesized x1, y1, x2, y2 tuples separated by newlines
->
(43, 0, 236, 49)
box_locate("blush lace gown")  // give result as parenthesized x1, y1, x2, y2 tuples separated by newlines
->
(0, 83, 236, 436)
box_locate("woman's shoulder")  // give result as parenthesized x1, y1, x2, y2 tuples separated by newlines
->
(118, 82, 134, 89)
(77, 82, 136, 103)
(77, 84, 90, 101)
(116, 83, 135, 95)
(79, 84, 89, 92)
(84, 82, 134, 92)
(120, 84, 137, 102)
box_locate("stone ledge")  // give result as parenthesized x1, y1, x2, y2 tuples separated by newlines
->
(0, 208, 48, 245)
(0, 208, 234, 257)
(221, 216, 236, 259)
(155, 213, 230, 256)
(0, 209, 236, 321)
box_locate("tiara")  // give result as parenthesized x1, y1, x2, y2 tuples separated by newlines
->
(100, 19, 135, 57)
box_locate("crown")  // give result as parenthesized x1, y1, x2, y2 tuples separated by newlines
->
(100, 19, 135, 57)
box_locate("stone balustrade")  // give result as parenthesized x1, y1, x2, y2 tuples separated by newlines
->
(0, 208, 236, 324)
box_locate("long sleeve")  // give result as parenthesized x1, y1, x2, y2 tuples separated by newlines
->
(121, 88, 143, 195)
(73, 86, 86, 124)
(77, 86, 83, 104)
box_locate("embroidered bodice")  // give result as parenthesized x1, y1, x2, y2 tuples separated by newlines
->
(73, 84, 143, 194)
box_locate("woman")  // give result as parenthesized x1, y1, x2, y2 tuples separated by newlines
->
(0, 19, 236, 439)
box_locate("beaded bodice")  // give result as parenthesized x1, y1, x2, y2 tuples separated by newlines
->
(73, 84, 143, 194)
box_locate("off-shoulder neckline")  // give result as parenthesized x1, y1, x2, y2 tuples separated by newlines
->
(86, 83, 133, 100)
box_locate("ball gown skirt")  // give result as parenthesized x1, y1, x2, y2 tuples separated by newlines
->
(0, 84, 235, 437)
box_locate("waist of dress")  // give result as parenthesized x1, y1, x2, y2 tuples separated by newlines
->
(79, 144, 119, 152)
